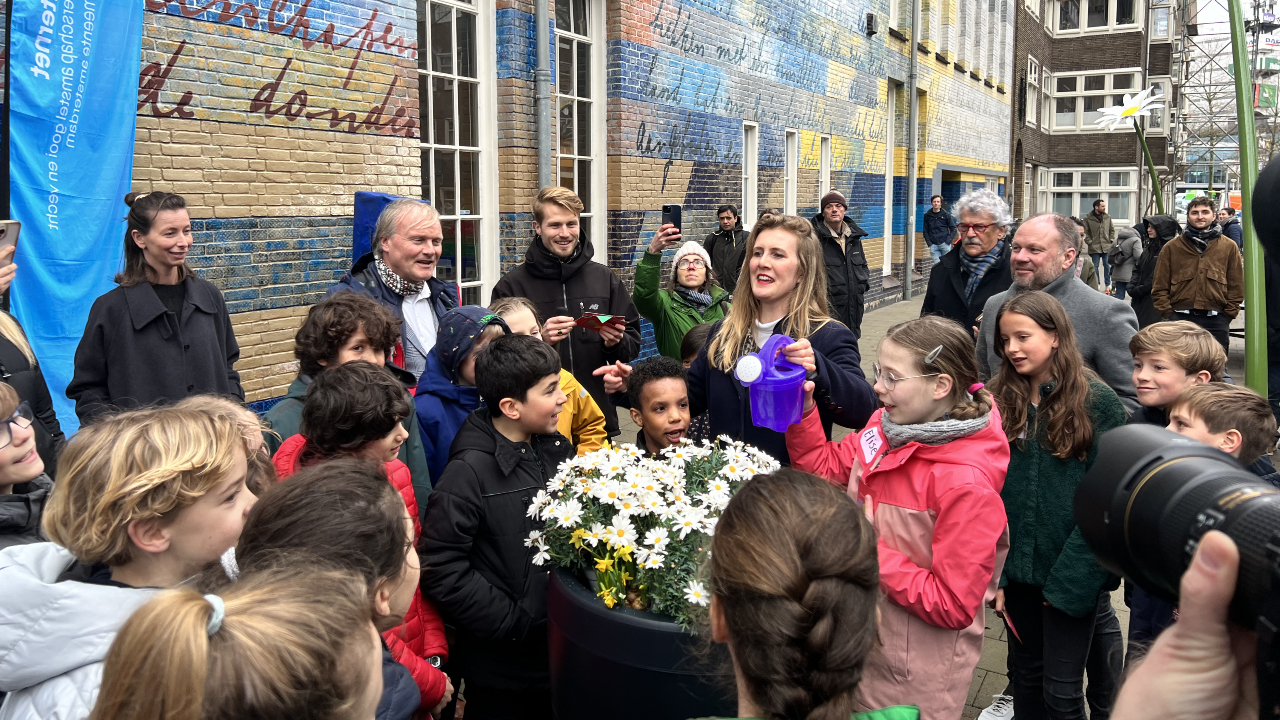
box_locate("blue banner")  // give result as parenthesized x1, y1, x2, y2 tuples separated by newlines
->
(8, 1, 144, 432)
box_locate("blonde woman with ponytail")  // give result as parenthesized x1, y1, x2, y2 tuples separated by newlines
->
(90, 564, 384, 720)
(685, 213, 876, 463)
(786, 315, 1011, 720)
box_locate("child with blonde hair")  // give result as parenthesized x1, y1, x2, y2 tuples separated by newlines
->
(0, 406, 256, 720)
(786, 315, 1009, 719)
(89, 564, 383, 720)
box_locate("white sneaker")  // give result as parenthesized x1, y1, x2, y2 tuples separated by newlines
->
(977, 694, 1014, 720)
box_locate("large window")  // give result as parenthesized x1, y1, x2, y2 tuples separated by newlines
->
(1048, 168, 1137, 224)
(1151, 2, 1173, 39)
(1027, 57, 1041, 126)
(1054, 0, 1139, 33)
(1051, 70, 1140, 131)
(555, 0, 594, 224)
(783, 129, 798, 216)
(742, 123, 759, 229)
(418, 0, 486, 304)
(1147, 78, 1170, 133)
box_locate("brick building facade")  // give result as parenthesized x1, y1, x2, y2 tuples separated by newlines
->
(1008, 0, 1177, 230)
(6, 0, 1015, 408)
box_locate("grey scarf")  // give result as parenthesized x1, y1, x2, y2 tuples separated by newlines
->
(879, 411, 991, 449)
(1184, 223, 1223, 254)
(676, 286, 714, 314)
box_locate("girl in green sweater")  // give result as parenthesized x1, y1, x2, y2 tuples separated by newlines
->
(988, 291, 1126, 720)
(633, 226, 730, 360)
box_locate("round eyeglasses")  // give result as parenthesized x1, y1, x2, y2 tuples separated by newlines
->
(677, 259, 706, 269)
(0, 402, 34, 451)
(872, 363, 940, 391)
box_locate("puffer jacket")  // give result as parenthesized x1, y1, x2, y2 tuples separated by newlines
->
(787, 407, 1010, 720)
(420, 410, 574, 690)
(273, 436, 451, 709)
(702, 225, 749, 292)
(557, 369, 607, 456)
(632, 250, 729, 360)
(0, 475, 53, 551)
(263, 366, 433, 511)
(0, 543, 158, 720)
(325, 253, 460, 380)
(415, 354, 482, 486)
(1131, 215, 1181, 328)
(1108, 227, 1144, 283)
(377, 645, 421, 720)
(810, 214, 872, 337)
(1221, 216, 1244, 250)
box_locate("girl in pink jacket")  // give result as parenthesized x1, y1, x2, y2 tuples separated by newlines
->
(786, 315, 1010, 720)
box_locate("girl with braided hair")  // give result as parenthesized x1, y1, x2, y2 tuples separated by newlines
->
(706, 469, 917, 720)
(785, 315, 1010, 719)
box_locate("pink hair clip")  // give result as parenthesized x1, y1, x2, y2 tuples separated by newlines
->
(969, 383, 985, 393)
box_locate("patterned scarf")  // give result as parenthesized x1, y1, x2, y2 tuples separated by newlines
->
(958, 240, 1004, 304)
(676, 286, 714, 314)
(879, 410, 991, 449)
(374, 258, 424, 297)
(1184, 223, 1223, 254)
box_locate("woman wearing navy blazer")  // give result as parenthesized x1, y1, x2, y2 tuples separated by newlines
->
(68, 192, 242, 424)
(686, 212, 877, 464)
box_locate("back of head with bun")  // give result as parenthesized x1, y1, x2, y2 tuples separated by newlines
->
(709, 469, 880, 720)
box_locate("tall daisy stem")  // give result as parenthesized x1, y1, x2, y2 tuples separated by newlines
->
(1135, 124, 1165, 215)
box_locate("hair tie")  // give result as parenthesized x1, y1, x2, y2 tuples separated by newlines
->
(969, 383, 985, 394)
(923, 345, 944, 364)
(204, 594, 225, 636)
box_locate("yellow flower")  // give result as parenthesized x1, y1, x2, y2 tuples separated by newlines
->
(570, 528, 586, 549)
(617, 545, 635, 562)
(595, 557, 614, 573)
(598, 587, 618, 608)
(621, 570, 633, 585)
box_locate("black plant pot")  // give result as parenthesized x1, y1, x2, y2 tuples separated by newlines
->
(547, 568, 736, 720)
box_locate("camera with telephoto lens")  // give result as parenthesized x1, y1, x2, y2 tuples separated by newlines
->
(1073, 424, 1280, 720)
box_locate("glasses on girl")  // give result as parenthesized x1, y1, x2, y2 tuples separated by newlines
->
(677, 259, 706, 269)
(872, 364, 940, 391)
(0, 402, 34, 450)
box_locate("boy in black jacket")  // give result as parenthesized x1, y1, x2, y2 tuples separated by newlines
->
(420, 334, 572, 720)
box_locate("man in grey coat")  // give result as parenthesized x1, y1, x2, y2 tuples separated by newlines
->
(977, 213, 1140, 413)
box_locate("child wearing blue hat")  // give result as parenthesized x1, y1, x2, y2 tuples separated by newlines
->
(414, 306, 510, 484)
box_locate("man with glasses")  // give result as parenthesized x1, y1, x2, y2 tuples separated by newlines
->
(921, 188, 1014, 332)
(975, 212, 1140, 413)
(810, 190, 871, 338)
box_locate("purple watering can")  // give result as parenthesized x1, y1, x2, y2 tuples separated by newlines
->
(734, 334, 807, 432)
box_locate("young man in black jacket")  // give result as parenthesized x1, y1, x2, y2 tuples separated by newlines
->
(702, 204, 749, 292)
(491, 187, 641, 437)
(420, 334, 573, 720)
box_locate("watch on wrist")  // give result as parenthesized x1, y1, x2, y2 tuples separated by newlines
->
(427, 655, 443, 668)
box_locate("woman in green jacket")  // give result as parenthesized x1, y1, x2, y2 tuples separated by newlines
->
(633, 227, 729, 359)
(988, 291, 1126, 720)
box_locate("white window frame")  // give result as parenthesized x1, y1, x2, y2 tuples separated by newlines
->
(819, 135, 832, 198)
(1046, 167, 1138, 224)
(1050, 68, 1143, 133)
(784, 129, 799, 216)
(742, 122, 759, 230)
(1145, 77, 1170, 134)
(418, 0, 498, 304)
(1149, 2, 1173, 39)
(1027, 57, 1041, 126)
(553, 0, 607, 253)
(1050, 0, 1142, 35)
(1026, 0, 1040, 19)
(1036, 167, 1050, 213)
(889, 0, 900, 30)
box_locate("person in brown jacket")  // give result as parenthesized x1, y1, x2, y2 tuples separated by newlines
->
(1151, 196, 1244, 352)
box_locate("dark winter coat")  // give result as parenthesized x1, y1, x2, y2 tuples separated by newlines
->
(920, 241, 1013, 330)
(415, 353, 480, 486)
(0, 319, 65, 477)
(262, 367, 433, 510)
(1222, 216, 1244, 250)
(0, 474, 52, 551)
(687, 316, 878, 465)
(1131, 215, 1182, 328)
(490, 234, 641, 436)
(420, 410, 575, 690)
(923, 207, 957, 247)
(702, 226, 749, 292)
(810, 214, 872, 338)
(67, 276, 242, 425)
(325, 253, 460, 377)
(377, 645, 421, 720)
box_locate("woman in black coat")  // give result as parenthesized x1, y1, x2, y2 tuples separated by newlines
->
(67, 192, 242, 424)
(0, 312, 65, 476)
(686, 213, 877, 464)
(1129, 215, 1181, 328)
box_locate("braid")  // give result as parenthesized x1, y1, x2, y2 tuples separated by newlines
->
(710, 470, 880, 720)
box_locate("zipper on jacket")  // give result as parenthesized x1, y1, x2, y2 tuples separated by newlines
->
(562, 284, 576, 372)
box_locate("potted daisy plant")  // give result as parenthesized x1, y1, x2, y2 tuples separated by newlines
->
(527, 437, 779, 720)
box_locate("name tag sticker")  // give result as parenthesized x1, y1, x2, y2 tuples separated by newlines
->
(860, 427, 884, 464)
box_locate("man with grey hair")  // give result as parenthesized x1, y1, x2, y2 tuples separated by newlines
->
(327, 198, 458, 380)
(975, 212, 1140, 412)
(921, 188, 1013, 330)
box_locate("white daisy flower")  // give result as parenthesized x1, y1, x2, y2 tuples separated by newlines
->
(644, 527, 671, 549)
(641, 552, 665, 569)
(554, 499, 584, 529)
(584, 523, 606, 547)
(523, 530, 544, 548)
(532, 548, 551, 565)
(603, 520, 638, 548)
(684, 580, 710, 606)
(675, 507, 707, 539)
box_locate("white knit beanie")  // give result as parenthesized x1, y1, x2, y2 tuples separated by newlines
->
(672, 240, 711, 267)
